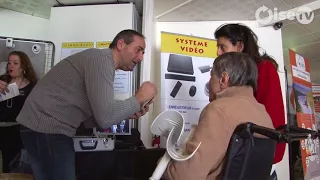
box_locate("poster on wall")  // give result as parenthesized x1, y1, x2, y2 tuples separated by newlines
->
(95, 41, 129, 94)
(60, 42, 94, 60)
(289, 49, 320, 180)
(313, 84, 320, 131)
(160, 31, 217, 141)
(96, 41, 111, 49)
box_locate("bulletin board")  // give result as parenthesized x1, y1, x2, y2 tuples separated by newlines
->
(0, 36, 55, 79)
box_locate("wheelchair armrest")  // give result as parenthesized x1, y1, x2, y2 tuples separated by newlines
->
(235, 122, 320, 143)
(234, 123, 282, 142)
(221, 122, 320, 180)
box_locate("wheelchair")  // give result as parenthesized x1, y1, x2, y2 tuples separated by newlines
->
(220, 122, 319, 180)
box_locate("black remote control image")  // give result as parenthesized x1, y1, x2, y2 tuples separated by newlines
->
(170, 81, 182, 98)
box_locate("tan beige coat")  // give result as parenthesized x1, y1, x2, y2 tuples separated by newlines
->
(164, 86, 274, 180)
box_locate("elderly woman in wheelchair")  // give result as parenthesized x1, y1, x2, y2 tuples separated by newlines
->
(163, 52, 276, 180)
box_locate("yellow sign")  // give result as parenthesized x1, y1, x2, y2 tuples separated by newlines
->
(62, 42, 94, 48)
(96, 41, 111, 49)
(161, 32, 217, 58)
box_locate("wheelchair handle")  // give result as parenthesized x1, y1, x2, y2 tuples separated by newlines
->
(238, 122, 320, 143)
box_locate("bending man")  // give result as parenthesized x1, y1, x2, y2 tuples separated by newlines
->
(14, 29, 157, 180)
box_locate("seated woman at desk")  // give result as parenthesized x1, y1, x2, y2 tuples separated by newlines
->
(0, 51, 37, 173)
(164, 52, 274, 180)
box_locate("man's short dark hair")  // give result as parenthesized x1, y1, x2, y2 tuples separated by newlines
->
(109, 29, 145, 49)
(212, 52, 258, 91)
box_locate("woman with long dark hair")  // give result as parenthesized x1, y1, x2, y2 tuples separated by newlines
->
(0, 51, 37, 173)
(214, 23, 286, 165)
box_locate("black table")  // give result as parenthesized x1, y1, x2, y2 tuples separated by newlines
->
(75, 148, 166, 180)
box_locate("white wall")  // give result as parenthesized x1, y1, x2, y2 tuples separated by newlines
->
(143, 21, 289, 180)
(0, 8, 49, 40)
(139, 0, 156, 149)
(48, 4, 135, 64)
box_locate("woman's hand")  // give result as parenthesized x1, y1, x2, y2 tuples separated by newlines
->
(0, 80, 9, 95)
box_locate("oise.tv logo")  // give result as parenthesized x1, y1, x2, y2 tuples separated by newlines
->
(255, 5, 314, 25)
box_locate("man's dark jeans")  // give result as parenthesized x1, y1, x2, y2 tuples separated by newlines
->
(20, 125, 75, 180)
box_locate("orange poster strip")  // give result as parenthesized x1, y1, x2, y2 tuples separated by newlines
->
(289, 49, 320, 180)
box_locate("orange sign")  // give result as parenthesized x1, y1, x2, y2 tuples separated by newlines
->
(290, 49, 320, 180)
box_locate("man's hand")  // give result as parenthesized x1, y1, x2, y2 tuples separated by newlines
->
(0, 80, 9, 95)
(135, 81, 157, 106)
(129, 99, 153, 119)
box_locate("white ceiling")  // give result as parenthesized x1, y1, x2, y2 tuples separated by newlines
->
(0, 0, 319, 82)
(0, 0, 143, 18)
(154, 0, 317, 21)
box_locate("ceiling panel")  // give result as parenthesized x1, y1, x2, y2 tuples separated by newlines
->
(0, 0, 142, 19)
(256, 0, 292, 11)
(154, 0, 189, 17)
(280, 8, 320, 27)
(230, 0, 292, 20)
(314, 31, 320, 37)
(59, 0, 89, 4)
(218, 0, 253, 8)
(34, 0, 55, 17)
(308, 59, 320, 82)
(311, 8, 320, 16)
(281, 22, 310, 39)
(0, 0, 58, 18)
(232, 1, 263, 20)
(300, 15, 320, 33)
(157, 0, 250, 22)
(281, 18, 295, 26)
(0, 0, 44, 15)
(283, 0, 317, 8)
(32, 12, 50, 19)
(156, 9, 196, 22)
(45, 0, 59, 6)
(155, 0, 296, 22)
(88, 0, 117, 3)
(295, 42, 320, 59)
(283, 33, 319, 48)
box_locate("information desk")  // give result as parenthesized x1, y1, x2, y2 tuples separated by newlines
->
(75, 148, 166, 180)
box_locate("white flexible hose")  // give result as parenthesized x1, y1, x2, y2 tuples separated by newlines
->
(149, 152, 171, 180)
